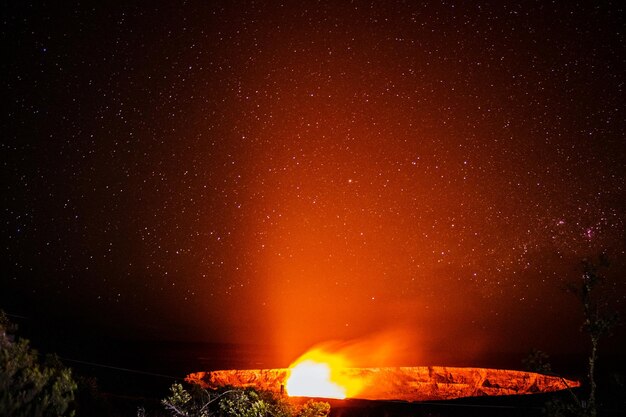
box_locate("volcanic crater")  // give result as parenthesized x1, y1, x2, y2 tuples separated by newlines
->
(186, 366, 579, 402)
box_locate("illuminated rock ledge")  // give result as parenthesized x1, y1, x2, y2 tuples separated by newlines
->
(186, 366, 580, 402)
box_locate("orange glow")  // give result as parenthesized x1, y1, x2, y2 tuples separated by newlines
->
(285, 348, 364, 399)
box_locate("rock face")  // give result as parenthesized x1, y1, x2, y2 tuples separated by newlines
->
(186, 366, 580, 402)
(187, 369, 289, 394)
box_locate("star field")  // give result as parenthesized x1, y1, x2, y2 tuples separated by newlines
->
(2, 1, 625, 363)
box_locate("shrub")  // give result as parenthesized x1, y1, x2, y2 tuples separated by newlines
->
(0, 311, 77, 417)
(161, 383, 329, 417)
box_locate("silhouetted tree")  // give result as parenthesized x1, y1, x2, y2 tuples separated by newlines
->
(523, 348, 552, 374)
(567, 255, 620, 417)
(526, 255, 621, 417)
(0, 310, 77, 417)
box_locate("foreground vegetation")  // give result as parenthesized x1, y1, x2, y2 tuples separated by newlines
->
(155, 383, 329, 417)
(0, 311, 76, 417)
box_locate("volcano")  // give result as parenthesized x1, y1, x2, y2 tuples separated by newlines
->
(186, 366, 579, 402)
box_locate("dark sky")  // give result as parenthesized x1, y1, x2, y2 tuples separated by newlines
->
(3, 1, 625, 366)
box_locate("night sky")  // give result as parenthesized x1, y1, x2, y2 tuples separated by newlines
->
(3, 1, 625, 367)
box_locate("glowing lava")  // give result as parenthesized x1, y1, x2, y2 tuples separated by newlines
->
(285, 348, 363, 399)
(286, 360, 345, 398)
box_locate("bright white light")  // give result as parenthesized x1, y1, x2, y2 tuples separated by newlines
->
(286, 360, 346, 399)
